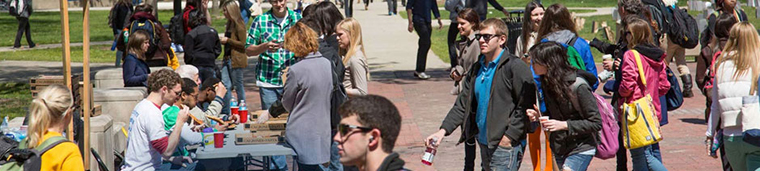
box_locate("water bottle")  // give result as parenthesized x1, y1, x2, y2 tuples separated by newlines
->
(1, 116, 8, 134)
(230, 97, 239, 115)
(421, 137, 438, 165)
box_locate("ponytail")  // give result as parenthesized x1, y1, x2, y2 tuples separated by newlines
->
(26, 84, 72, 148)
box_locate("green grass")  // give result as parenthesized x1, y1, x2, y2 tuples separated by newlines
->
(439, 0, 688, 8)
(0, 45, 117, 63)
(0, 83, 32, 119)
(0, 10, 227, 47)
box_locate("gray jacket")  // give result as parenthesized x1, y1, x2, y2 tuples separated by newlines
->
(282, 52, 334, 165)
(444, 0, 465, 21)
(15, 0, 33, 18)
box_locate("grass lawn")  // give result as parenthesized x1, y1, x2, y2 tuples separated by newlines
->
(0, 83, 32, 119)
(0, 45, 117, 63)
(441, 0, 689, 8)
(0, 10, 227, 47)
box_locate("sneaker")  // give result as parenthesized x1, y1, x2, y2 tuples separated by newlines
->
(28, 43, 36, 48)
(414, 72, 431, 80)
(389, 12, 393, 16)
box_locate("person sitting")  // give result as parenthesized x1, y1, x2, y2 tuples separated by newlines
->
(117, 4, 175, 67)
(26, 85, 84, 171)
(175, 65, 201, 86)
(194, 77, 232, 126)
(122, 30, 151, 87)
(334, 95, 407, 171)
(160, 78, 204, 170)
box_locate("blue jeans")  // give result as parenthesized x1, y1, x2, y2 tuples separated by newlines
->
(115, 50, 123, 67)
(259, 87, 288, 170)
(329, 141, 344, 171)
(198, 66, 217, 83)
(298, 162, 328, 171)
(221, 61, 246, 115)
(556, 149, 595, 171)
(242, 9, 250, 24)
(630, 145, 668, 171)
(160, 161, 197, 171)
(478, 141, 525, 171)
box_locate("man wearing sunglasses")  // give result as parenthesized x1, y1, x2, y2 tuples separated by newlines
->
(334, 95, 407, 171)
(425, 18, 535, 171)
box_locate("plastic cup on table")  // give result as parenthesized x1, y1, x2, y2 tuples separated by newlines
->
(214, 132, 225, 148)
(231, 106, 239, 115)
(239, 109, 248, 124)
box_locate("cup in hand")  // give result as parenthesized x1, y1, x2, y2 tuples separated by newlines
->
(539, 116, 549, 129)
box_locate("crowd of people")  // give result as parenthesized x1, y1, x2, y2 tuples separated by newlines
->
(14, 0, 760, 170)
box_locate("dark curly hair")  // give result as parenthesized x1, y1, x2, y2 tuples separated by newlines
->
(188, 9, 207, 29)
(148, 69, 183, 93)
(529, 41, 577, 101)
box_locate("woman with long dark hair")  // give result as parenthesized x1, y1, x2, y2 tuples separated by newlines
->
(537, 3, 598, 89)
(514, 1, 543, 58)
(526, 42, 602, 171)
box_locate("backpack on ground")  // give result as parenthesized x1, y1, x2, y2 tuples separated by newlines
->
(666, 6, 699, 49)
(169, 14, 185, 44)
(0, 136, 68, 171)
(570, 76, 620, 159)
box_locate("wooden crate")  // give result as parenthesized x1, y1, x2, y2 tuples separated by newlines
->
(235, 131, 284, 145)
(250, 110, 288, 121)
(243, 120, 287, 131)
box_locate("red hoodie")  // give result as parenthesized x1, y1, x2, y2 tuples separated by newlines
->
(618, 44, 671, 121)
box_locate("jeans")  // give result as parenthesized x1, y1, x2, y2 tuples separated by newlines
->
(344, 0, 354, 17)
(556, 149, 595, 171)
(329, 141, 344, 171)
(724, 135, 760, 171)
(242, 9, 250, 24)
(386, 0, 396, 14)
(259, 87, 288, 170)
(222, 61, 246, 115)
(14, 17, 34, 48)
(160, 161, 197, 171)
(464, 138, 476, 171)
(651, 142, 662, 162)
(630, 145, 668, 171)
(198, 66, 217, 83)
(115, 50, 124, 67)
(298, 162, 329, 171)
(413, 21, 432, 72)
(478, 141, 525, 171)
(447, 22, 459, 68)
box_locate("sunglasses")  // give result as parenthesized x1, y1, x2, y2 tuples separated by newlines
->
(337, 124, 373, 138)
(475, 33, 499, 42)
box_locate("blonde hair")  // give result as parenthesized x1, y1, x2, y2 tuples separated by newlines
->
(718, 22, 760, 94)
(126, 30, 150, 61)
(626, 17, 654, 49)
(223, 1, 246, 34)
(338, 18, 366, 65)
(284, 22, 320, 57)
(27, 84, 72, 148)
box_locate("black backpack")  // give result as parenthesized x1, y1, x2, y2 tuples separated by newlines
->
(666, 6, 699, 49)
(642, 0, 668, 36)
(169, 14, 185, 44)
(0, 136, 68, 171)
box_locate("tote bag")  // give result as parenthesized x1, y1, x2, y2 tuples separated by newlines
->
(621, 50, 663, 149)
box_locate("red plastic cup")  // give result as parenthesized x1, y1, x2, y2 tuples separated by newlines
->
(214, 132, 224, 148)
(239, 109, 248, 124)
(231, 107, 239, 115)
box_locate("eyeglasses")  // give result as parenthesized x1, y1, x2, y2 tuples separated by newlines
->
(475, 34, 499, 42)
(336, 124, 373, 142)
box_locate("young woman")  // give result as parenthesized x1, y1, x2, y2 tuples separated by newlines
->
(221, 0, 249, 114)
(26, 85, 84, 170)
(514, 1, 543, 58)
(618, 18, 670, 171)
(526, 42, 602, 171)
(281, 22, 334, 170)
(707, 22, 760, 171)
(450, 8, 479, 95)
(537, 3, 598, 89)
(122, 30, 151, 87)
(337, 18, 369, 96)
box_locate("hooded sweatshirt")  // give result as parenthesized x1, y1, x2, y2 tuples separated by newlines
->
(543, 30, 599, 90)
(377, 152, 407, 171)
(618, 44, 671, 120)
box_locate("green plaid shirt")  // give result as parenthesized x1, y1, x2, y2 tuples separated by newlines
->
(246, 9, 302, 86)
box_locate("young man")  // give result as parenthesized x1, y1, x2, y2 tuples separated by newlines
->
(122, 69, 189, 171)
(194, 77, 231, 126)
(406, 0, 443, 80)
(334, 95, 406, 171)
(425, 18, 535, 171)
(160, 78, 203, 171)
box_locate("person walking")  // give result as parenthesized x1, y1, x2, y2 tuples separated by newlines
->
(221, 0, 249, 117)
(526, 42, 602, 171)
(706, 22, 760, 171)
(25, 85, 84, 170)
(443, 0, 464, 69)
(122, 30, 152, 88)
(618, 17, 670, 171)
(425, 18, 535, 171)
(537, 3, 598, 90)
(386, 0, 397, 15)
(661, 0, 695, 98)
(406, 0, 442, 80)
(337, 18, 369, 96)
(184, 9, 222, 83)
(12, 0, 34, 49)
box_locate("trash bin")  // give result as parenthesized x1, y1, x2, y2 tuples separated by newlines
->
(502, 10, 524, 55)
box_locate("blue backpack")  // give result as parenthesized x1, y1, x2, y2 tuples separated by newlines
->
(124, 19, 160, 55)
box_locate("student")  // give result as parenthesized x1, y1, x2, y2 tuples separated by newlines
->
(221, 0, 249, 116)
(526, 42, 602, 171)
(618, 18, 670, 171)
(706, 22, 760, 171)
(122, 69, 190, 171)
(118, 4, 175, 67)
(514, 1, 544, 58)
(26, 85, 84, 170)
(280, 22, 334, 170)
(122, 30, 151, 88)
(426, 18, 534, 171)
(337, 18, 369, 96)
(406, 0, 443, 79)
(194, 77, 230, 126)
(160, 78, 204, 171)
(12, 0, 34, 49)
(184, 9, 222, 83)
(109, 0, 133, 67)
(183, 0, 212, 34)
(334, 95, 406, 171)
(537, 3, 598, 90)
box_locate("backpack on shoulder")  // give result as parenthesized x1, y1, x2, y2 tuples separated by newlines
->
(8, 0, 21, 17)
(169, 14, 185, 44)
(124, 19, 169, 65)
(666, 6, 699, 48)
(570, 77, 620, 159)
(0, 136, 69, 171)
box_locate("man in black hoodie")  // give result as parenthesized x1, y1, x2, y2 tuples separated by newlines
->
(184, 9, 222, 83)
(334, 95, 407, 171)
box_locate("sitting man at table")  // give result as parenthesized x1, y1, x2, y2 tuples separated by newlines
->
(334, 95, 408, 171)
(194, 77, 236, 126)
(122, 69, 190, 171)
(160, 78, 205, 170)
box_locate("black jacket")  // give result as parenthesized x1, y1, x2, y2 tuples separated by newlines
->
(440, 52, 535, 148)
(377, 153, 407, 171)
(184, 24, 222, 68)
(543, 70, 602, 158)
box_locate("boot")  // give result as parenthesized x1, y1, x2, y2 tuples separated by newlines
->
(681, 74, 694, 98)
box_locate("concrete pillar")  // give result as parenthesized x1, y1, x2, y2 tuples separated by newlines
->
(94, 67, 173, 89)
(93, 88, 146, 127)
(89, 115, 114, 171)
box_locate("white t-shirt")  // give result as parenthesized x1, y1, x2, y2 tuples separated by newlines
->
(122, 99, 169, 171)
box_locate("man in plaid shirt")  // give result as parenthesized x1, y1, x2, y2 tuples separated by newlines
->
(244, 0, 301, 169)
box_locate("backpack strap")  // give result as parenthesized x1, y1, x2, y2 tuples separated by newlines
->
(33, 136, 68, 155)
(631, 50, 647, 86)
(569, 76, 590, 113)
(569, 35, 579, 47)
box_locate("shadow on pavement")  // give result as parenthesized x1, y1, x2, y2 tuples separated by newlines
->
(679, 118, 707, 125)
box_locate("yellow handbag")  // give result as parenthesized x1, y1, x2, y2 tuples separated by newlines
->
(621, 50, 663, 149)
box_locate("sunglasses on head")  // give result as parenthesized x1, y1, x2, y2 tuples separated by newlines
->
(337, 124, 373, 136)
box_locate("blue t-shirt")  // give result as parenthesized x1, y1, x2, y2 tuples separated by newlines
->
(475, 49, 504, 145)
